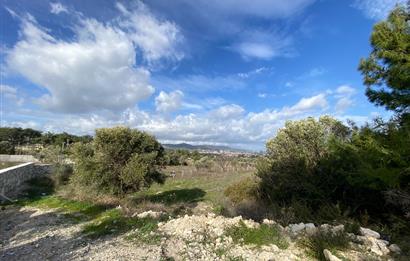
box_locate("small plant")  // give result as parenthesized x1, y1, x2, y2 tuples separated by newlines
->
(224, 177, 259, 205)
(345, 221, 361, 235)
(82, 209, 160, 238)
(225, 221, 288, 249)
(301, 228, 349, 261)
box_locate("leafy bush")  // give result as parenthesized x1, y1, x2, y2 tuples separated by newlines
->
(70, 126, 166, 195)
(0, 141, 15, 154)
(52, 164, 73, 187)
(257, 115, 410, 218)
(224, 177, 259, 205)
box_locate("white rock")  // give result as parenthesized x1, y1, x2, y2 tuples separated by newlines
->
(323, 249, 342, 261)
(332, 224, 344, 233)
(360, 227, 380, 239)
(262, 219, 275, 225)
(289, 223, 305, 234)
(305, 223, 317, 235)
(134, 210, 163, 219)
(389, 244, 401, 254)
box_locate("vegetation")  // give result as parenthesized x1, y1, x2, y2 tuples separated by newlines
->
(225, 221, 288, 249)
(70, 126, 166, 195)
(301, 229, 349, 261)
(358, 5, 410, 113)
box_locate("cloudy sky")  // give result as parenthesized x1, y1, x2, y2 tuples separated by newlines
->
(0, 0, 405, 150)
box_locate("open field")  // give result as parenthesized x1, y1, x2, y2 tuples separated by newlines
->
(134, 166, 254, 208)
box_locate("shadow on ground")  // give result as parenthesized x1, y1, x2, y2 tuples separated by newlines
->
(136, 188, 206, 206)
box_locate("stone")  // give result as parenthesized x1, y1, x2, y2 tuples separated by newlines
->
(262, 219, 275, 225)
(134, 210, 164, 219)
(360, 227, 380, 239)
(305, 223, 317, 235)
(332, 224, 344, 233)
(289, 223, 305, 234)
(323, 249, 342, 261)
(389, 244, 401, 254)
(367, 237, 390, 256)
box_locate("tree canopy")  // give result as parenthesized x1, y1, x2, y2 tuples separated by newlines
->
(358, 4, 410, 113)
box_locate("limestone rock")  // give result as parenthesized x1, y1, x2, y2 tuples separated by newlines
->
(389, 244, 401, 254)
(134, 210, 164, 219)
(360, 227, 380, 239)
(323, 249, 342, 261)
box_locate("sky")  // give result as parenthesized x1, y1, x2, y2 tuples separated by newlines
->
(0, 0, 405, 150)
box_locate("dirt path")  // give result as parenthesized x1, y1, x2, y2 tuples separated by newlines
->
(0, 206, 161, 260)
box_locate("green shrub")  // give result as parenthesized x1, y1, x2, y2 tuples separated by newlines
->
(0, 141, 15, 154)
(301, 229, 349, 261)
(224, 177, 259, 205)
(70, 126, 166, 195)
(52, 164, 73, 187)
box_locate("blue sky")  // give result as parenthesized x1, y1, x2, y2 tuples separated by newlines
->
(0, 0, 405, 150)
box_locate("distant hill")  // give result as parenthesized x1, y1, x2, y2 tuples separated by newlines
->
(162, 143, 248, 153)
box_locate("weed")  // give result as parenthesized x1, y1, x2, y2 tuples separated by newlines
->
(225, 221, 288, 249)
(82, 209, 160, 238)
(301, 228, 349, 261)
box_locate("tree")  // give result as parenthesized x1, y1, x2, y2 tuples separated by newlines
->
(70, 126, 165, 195)
(358, 4, 410, 113)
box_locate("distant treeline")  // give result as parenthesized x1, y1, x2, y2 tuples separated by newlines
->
(0, 127, 92, 154)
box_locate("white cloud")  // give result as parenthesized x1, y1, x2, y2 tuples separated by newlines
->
(10, 93, 331, 149)
(212, 104, 245, 119)
(284, 93, 328, 115)
(6, 2, 184, 114)
(232, 30, 295, 60)
(258, 93, 267, 98)
(334, 85, 357, 114)
(238, 67, 272, 78)
(353, 0, 407, 20)
(116, 2, 184, 64)
(155, 90, 184, 113)
(1, 84, 24, 106)
(50, 2, 68, 14)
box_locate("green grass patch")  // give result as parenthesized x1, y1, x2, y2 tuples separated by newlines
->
(134, 171, 253, 207)
(82, 208, 161, 239)
(301, 229, 349, 261)
(24, 196, 108, 221)
(225, 221, 288, 249)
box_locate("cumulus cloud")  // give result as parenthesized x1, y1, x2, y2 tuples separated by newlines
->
(353, 0, 407, 20)
(334, 85, 356, 114)
(212, 104, 245, 119)
(116, 2, 184, 64)
(6, 3, 183, 113)
(155, 90, 184, 113)
(50, 2, 68, 14)
(12, 93, 330, 149)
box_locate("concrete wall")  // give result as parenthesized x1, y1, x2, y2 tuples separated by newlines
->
(0, 162, 52, 200)
(0, 154, 39, 163)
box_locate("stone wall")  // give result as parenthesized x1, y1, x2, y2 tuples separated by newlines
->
(0, 162, 52, 200)
(0, 154, 39, 163)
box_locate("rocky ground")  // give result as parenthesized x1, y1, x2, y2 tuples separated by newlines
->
(0, 205, 402, 260)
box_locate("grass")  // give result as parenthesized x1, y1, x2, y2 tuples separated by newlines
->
(82, 208, 162, 239)
(301, 229, 350, 261)
(0, 162, 23, 169)
(225, 221, 289, 249)
(134, 169, 253, 207)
